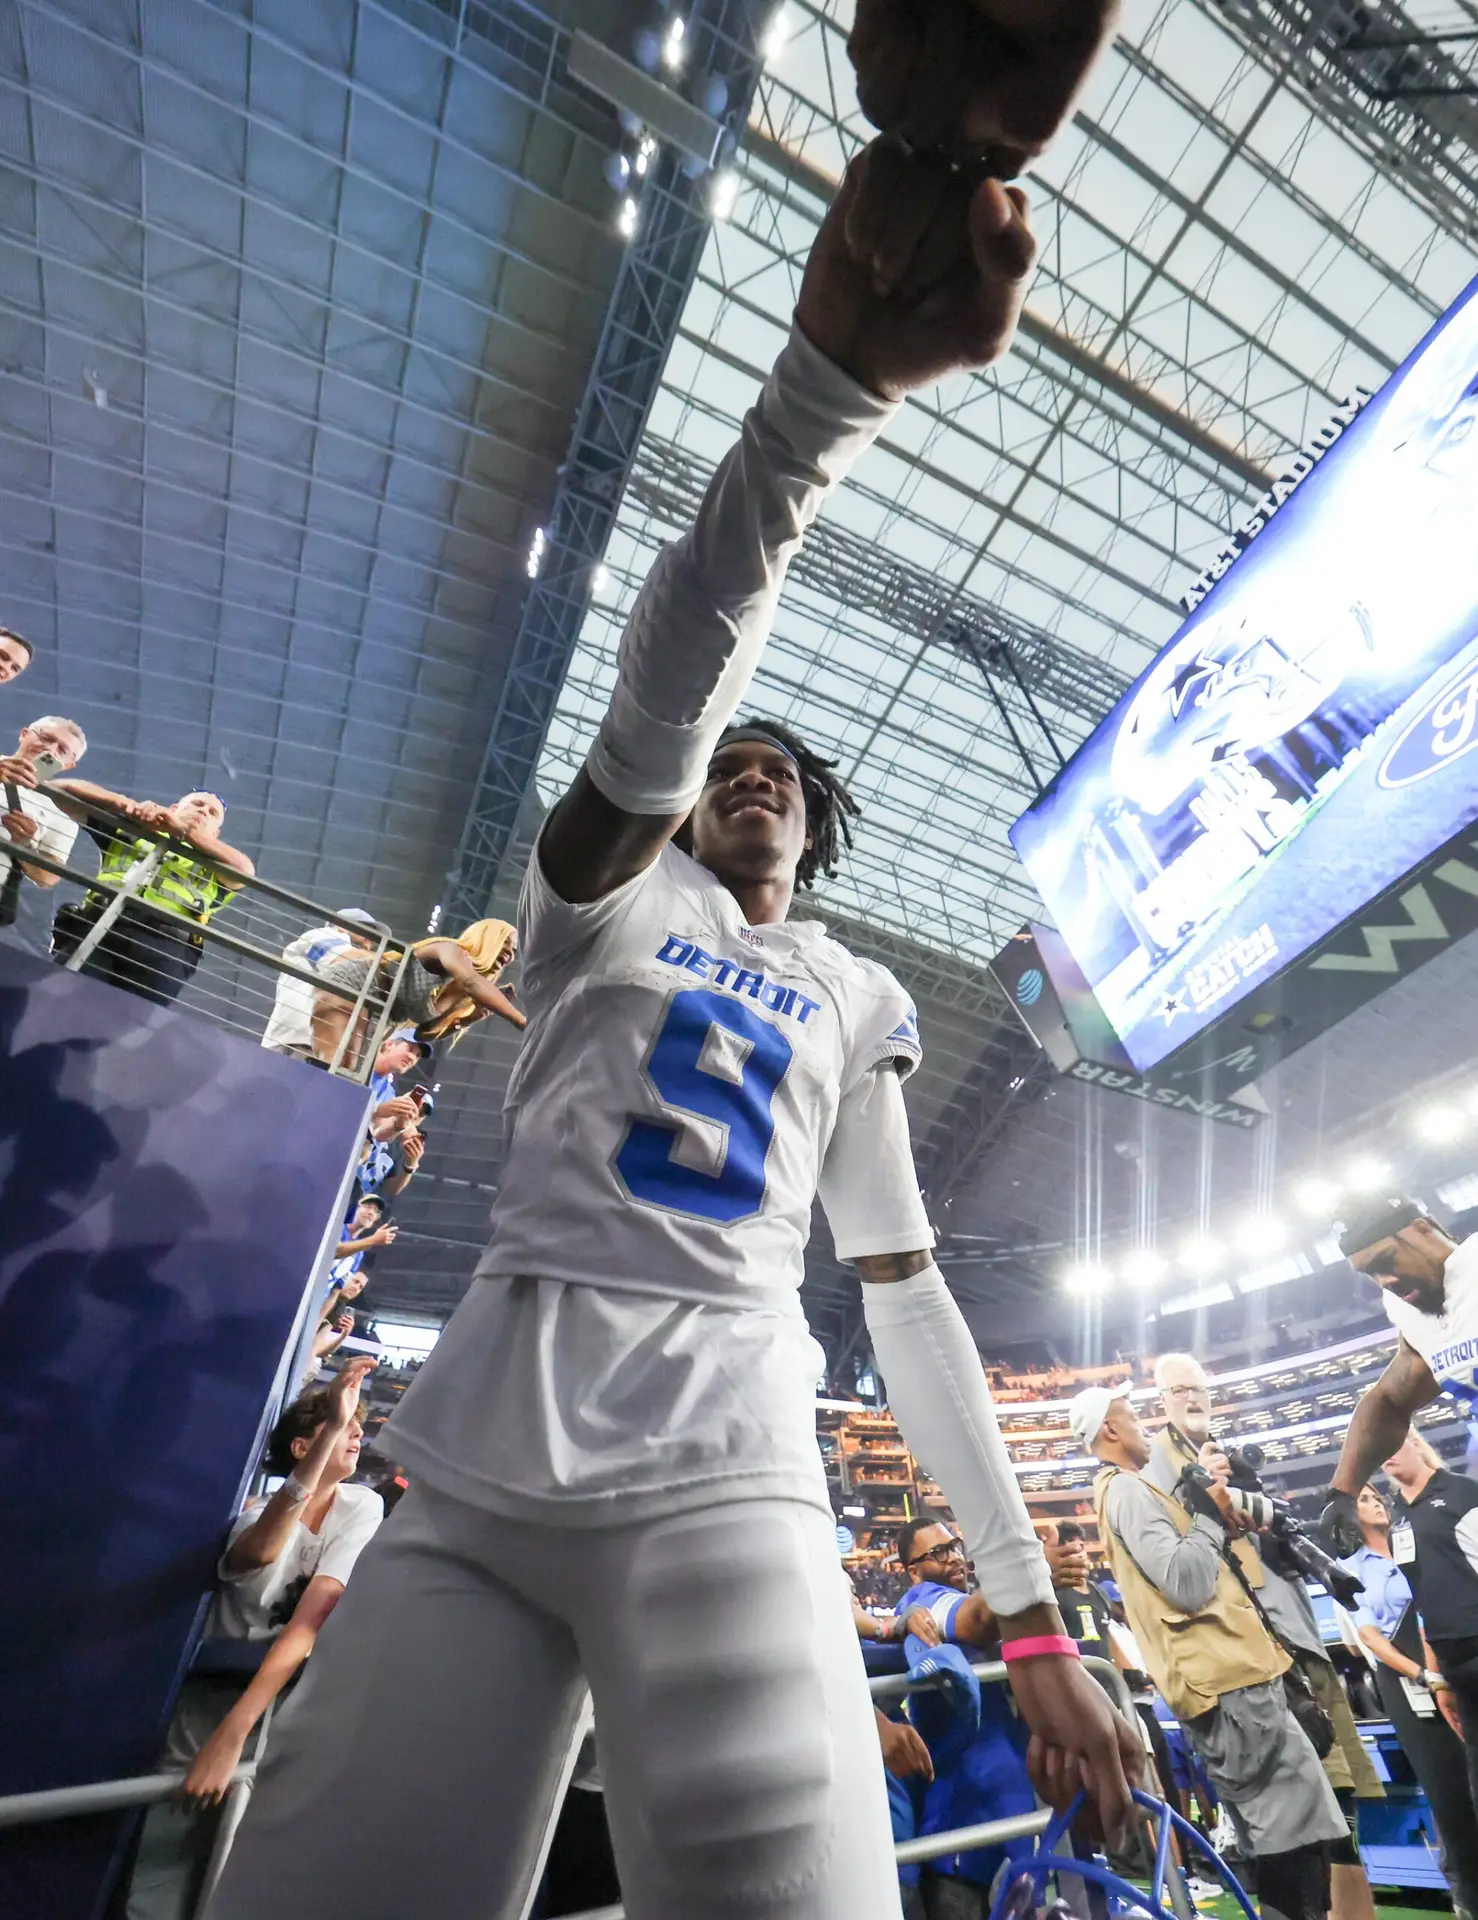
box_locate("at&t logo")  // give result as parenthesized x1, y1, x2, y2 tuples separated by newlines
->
(1017, 967, 1045, 1007)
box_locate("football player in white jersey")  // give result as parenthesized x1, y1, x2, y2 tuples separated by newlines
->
(1323, 1194, 1478, 1552)
(208, 136, 1139, 1920)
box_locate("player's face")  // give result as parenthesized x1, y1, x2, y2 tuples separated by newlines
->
(1349, 1220, 1450, 1314)
(690, 740, 809, 885)
(906, 1525, 969, 1591)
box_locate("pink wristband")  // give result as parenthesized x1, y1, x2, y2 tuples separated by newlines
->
(1000, 1635, 1080, 1663)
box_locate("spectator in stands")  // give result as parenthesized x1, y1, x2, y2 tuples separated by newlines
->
(51, 783, 253, 1006)
(1075, 1383, 1346, 1920)
(310, 917, 525, 1069)
(0, 625, 33, 683)
(890, 1519, 1038, 1920)
(126, 1360, 380, 1919)
(357, 1032, 431, 1200)
(261, 909, 383, 1057)
(1042, 1520, 1114, 1654)
(0, 715, 86, 952)
(1151, 1352, 1381, 1920)
(1340, 1481, 1478, 1916)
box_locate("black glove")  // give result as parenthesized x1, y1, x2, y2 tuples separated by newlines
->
(1319, 1489, 1362, 1557)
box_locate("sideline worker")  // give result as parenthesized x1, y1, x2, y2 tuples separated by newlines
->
(1074, 1383, 1346, 1920)
(1340, 1478, 1478, 1916)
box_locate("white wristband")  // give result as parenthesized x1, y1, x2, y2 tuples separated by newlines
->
(281, 1473, 313, 1505)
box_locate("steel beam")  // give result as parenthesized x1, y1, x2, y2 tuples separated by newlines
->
(442, 2, 770, 921)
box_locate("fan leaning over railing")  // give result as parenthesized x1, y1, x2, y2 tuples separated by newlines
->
(0, 779, 407, 1082)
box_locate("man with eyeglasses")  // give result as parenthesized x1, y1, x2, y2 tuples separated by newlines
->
(0, 715, 87, 954)
(892, 1520, 1038, 1920)
(1322, 1196, 1478, 1558)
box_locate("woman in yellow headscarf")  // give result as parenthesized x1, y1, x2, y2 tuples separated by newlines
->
(311, 918, 525, 1067)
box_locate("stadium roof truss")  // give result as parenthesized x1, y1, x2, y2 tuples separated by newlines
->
(533, 0, 1478, 975)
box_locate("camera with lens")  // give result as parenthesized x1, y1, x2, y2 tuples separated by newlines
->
(1182, 1443, 1363, 1607)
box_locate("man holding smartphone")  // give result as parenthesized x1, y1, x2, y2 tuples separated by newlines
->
(0, 715, 88, 953)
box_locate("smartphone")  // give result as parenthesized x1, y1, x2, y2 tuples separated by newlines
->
(31, 750, 66, 782)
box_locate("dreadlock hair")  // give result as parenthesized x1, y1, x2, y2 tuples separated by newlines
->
(726, 715, 859, 889)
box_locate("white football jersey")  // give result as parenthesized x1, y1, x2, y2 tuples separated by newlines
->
(478, 841, 923, 1309)
(1384, 1232, 1478, 1410)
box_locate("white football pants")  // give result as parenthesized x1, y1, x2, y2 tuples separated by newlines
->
(204, 1484, 901, 1920)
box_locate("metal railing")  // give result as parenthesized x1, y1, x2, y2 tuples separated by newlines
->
(0, 1656, 1170, 1920)
(0, 787, 414, 1081)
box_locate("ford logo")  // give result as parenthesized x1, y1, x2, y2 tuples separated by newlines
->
(1017, 967, 1045, 1007)
(1380, 654, 1478, 789)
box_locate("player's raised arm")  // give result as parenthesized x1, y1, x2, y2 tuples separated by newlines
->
(539, 142, 1036, 907)
(818, 1061, 1142, 1843)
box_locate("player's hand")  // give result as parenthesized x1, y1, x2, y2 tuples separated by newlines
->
(902, 1605, 943, 1648)
(1319, 1489, 1363, 1557)
(796, 140, 1036, 401)
(848, 0, 1120, 171)
(876, 1712, 935, 1782)
(1004, 1648, 1142, 1845)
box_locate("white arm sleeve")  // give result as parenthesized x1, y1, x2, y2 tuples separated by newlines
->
(586, 326, 897, 816)
(818, 1065, 933, 1262)
(863, 1266, 1055, 1616)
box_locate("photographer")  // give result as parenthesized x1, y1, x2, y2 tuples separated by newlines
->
(1073, 1384, 1346, 1920)
(1152, 1355, 1381, 1920)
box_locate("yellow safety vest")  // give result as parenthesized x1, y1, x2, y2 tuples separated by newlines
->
(95, 834, 232, 928)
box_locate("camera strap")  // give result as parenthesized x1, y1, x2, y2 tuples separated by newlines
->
(1216, 1534, 1336, 1754)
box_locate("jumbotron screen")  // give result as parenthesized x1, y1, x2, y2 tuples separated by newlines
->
(1009, 272, 1478, 1075)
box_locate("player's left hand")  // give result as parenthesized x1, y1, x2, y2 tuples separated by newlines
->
(848, 0, 1121, 172)
(796, 140, 1036, 401)
(1005, 1651, 1143, 1846)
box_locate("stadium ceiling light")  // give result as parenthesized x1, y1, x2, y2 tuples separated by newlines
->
(1238, 1215, 1286, 1255)
(618, 196, 640, 239)
(1120, 1250, 1167, 1287)
(1064, 1262, 1111, 1294)
(525, 526, 547, 580)
(662, 15, 686, 68)
(1415, 1103, 1464, 1143)
(1294, 1176, 1341, 1216)
(592, 564, 611, 594)
(708, 168, 739, 221)
(1347, 1155, 1392, 1189)
(1178, 1235, 1223, 1272)
(761, 5, 790, 66)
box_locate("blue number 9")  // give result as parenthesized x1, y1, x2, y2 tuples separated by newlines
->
(615, 988, 794, 1224)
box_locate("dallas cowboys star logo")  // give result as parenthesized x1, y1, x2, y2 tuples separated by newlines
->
(1157, 992, 1187, 1025)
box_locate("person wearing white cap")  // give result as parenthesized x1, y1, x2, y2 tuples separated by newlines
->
(262, 909, 383, 1057)
(1073, 1386, 1346, 1920)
